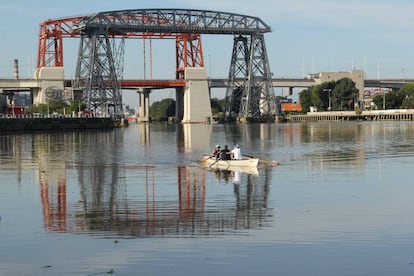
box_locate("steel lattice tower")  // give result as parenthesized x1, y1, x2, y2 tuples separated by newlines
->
(73, 34, 124, 118)
(225, 36, 249, 118)
(225, 34, 279, 121)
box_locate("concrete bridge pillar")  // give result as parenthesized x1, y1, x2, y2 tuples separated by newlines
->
(182, 68, 212, 123)
(137, 87, 150, 122)
(175, 87, 184, 122)
(33, 67, 64, 105)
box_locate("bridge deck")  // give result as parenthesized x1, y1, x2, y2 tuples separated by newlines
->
(0, 78, 412, 91)
(120, 79, 186, 88)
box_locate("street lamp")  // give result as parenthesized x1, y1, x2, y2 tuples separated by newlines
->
(323, 89, 332, 111)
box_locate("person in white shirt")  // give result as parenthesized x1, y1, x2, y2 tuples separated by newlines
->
(231, 144, 242, 160)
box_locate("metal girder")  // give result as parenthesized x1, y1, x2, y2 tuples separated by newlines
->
(73, 9, 271, 35)
(225, 34, 279, 121)
(73, 34, 124, 118)
(176, 34, 204, 79)
(37, 16, 85, 68)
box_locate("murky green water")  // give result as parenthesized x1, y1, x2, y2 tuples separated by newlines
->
(1, 122, 414, 275)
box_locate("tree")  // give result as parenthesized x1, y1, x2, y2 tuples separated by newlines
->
(331, 78, 358, 111)
(148, 97, 229, 121)
(299, 78, 358, 112)
(299, 87, 312, 113)
(211, 98, 225, 115)
(27, 100, 69, 115)
(150, 98, 176, 121)
(398, 83, 414, 109)
(385, 92, 402, 109)
(26, 100, 87, 115)
(401, 96, 414, 109)
(310, 86, 324, 111)
(319, 82, 336, 111)
(372, 88, 405, 110)
(67, 100, 87, 114)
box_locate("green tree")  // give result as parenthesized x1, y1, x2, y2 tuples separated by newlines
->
(150, 98, 175, 121)
(319, 82, 336, 111)
(299, 87, 312, 113)
(331, 78, 358, 111)
(372, 94, 383, 109)
(398, 83, 414, 109)
(385, 92, 402, 109)
(27, 100, 86, 115)
(372, 89, 404, 110)
(67, 100, 87, 114)
(211, 98, 224, 115)
(299, 78, 358, 112)
(27, 100, 69, 115)
(310, 86, 324, 111)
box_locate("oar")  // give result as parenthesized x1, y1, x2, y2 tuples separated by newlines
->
(200, 155, 212, 162)
(208, 158, 220, 168)
(244, 154, 279, 166)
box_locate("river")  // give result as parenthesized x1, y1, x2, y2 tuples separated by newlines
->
(1, 121, 414, 275)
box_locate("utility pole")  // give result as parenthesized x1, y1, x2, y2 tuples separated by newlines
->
(323, 89, 332, 111)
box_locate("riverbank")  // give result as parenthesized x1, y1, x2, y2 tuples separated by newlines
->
(0, 117, 123, 131)
(287, 109, 414, 122)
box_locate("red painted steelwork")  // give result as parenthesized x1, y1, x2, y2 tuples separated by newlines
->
(64, 79, 186, 88)
(37, 17, 85, 68)
(176, 34, 204, 79)
(37, 16, 202, 75)
(120, 79, 186, 88)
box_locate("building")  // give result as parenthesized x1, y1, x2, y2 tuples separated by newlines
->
(308, 70, 365, 101)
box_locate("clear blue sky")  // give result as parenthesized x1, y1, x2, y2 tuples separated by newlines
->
(1, 0, 413, 105)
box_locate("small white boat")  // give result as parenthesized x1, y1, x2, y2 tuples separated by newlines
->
(202, 155, 259, 168)
(208, 163, 259, 175)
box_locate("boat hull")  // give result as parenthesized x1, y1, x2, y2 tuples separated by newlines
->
(208, 163, 259, 175)
(202, 155, 259, 168)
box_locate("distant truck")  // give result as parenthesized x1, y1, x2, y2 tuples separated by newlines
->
(281, 103, 303, 113)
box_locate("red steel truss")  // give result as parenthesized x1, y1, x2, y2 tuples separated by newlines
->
(175, 34, 204, 79)
(37, 17, 84, 68)
(37, 17, 203, 78)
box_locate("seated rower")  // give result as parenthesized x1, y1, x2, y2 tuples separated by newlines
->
(220, 145, 231, 160)
(211, 145, 221, 159)
(231, 144, 242, 160)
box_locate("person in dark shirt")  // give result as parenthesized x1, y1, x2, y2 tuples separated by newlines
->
(220, 145, 231, 160)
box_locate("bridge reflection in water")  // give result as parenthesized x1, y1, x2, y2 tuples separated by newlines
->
(0, 130, 272, 238)
(41, 164, 271, 237)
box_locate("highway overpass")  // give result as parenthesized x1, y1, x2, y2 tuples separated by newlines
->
(1, 77, 413, 95)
